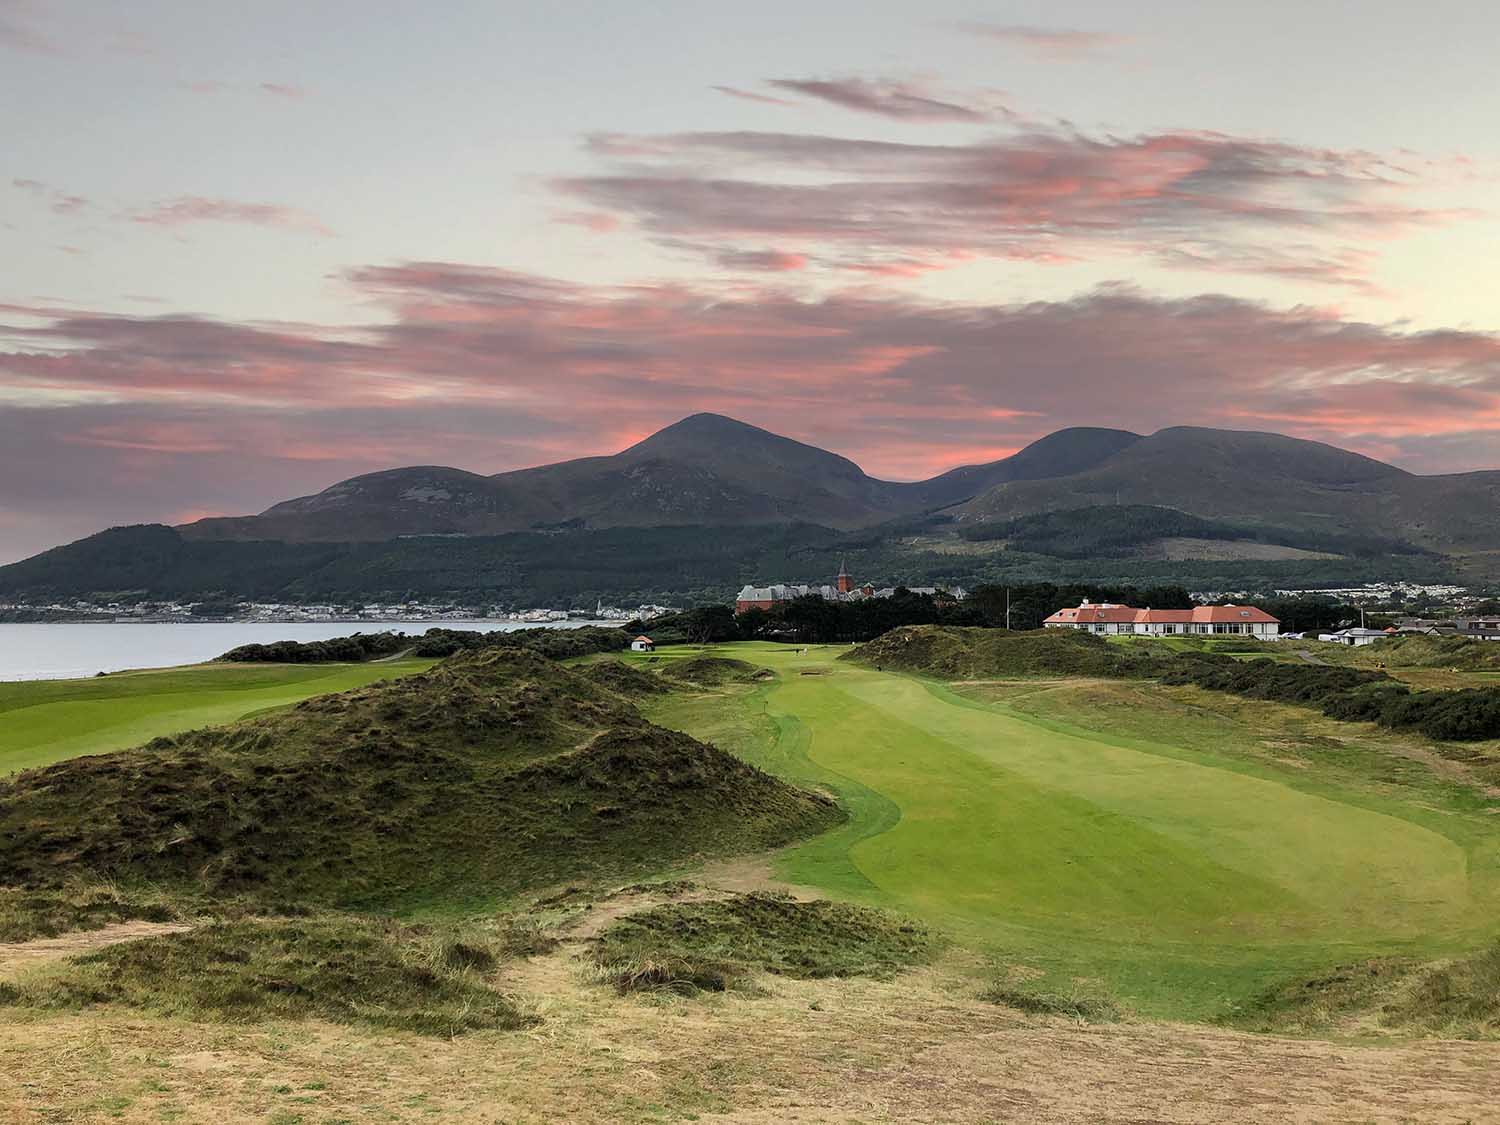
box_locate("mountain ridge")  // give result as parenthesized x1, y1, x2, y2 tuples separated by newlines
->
(178, 413, 1143, 544)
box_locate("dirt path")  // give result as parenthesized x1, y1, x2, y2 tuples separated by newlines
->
(0, 921, 191, 975)
(1297, 648, 1330, 665)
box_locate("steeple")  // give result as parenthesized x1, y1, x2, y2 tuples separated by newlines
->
(836, 557, 852, 594)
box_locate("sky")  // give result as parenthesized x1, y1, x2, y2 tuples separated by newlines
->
(2, 0, 1499, 563)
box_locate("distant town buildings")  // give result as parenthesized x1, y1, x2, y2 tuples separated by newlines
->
(1044, 601, 1281, 638)
(735, 559, 967, 614)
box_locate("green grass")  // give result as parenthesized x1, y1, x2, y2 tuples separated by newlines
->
(0, 659, 437, 776)
(590, 892, 936, 995)
(642, 642, 1500, 1022)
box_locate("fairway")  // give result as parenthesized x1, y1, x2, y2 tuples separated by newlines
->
(641, 643, 1500, 1017)
(0, 659, 436, 775)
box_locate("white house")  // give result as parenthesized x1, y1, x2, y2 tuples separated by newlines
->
(630, 635, 656, 652)
(1319, 627, 1389, 647)
(1044, 601, 1280, 638)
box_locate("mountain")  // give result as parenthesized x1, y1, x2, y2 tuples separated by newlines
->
(952, 427, 1500, 554)
(178, 414, 1142, 543)
(4, 416, 1499, 605)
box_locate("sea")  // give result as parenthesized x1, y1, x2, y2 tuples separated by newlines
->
(0, 620, 610, 682)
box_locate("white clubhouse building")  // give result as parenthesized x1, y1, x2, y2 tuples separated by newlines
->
(1044, 601, 1280, 638)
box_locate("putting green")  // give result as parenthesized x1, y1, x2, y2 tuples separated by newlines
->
(0, 659, 436, 775)
(642, 643, 1500, 1017)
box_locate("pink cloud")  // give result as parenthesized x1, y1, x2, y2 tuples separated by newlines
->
(128, 197, 333, 236)
(3, 267, 1498, 482)
(0, 1, 58, 54)
(560, 126, 1462, 290)
(959, 23, 1130, 59)
(554, 210, 621, 233)
(12, 178, 90, 215)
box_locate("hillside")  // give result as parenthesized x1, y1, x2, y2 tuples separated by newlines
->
(3, 417, 1497, 604)
(0, 648, 842, 908)
(177, 414, 1140, 543)
(953, 426, 1500, 554)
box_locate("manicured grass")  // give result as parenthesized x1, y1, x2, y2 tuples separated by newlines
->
(642, 642, 1500, 1021)
(0, 659, 437, 775)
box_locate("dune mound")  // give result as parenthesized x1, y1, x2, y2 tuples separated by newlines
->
(0, 648, 842, 909)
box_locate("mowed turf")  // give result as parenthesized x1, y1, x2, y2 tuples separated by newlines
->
(0, 660, 436, 775)
(639, 643, 1500, 1018)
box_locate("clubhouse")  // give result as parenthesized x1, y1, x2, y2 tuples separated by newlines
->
(1044, 601, 1280, 638)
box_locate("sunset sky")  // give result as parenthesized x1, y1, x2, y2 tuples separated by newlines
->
(3, 0, 1499, 562)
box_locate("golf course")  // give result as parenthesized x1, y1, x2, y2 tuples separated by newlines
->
(635, 642, 1500, 1019)
(4, 637, 1498, 1026)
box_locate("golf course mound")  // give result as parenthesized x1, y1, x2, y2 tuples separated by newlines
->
(660, 656, 761, 686)
(1, 914, 532, 1035)
(0, 648, 843, 908)
(591, 892, 936, 994)
(1229, 942, 1500, 1039)
(845, 625, 1163, 679)
(578, 659, 671, 697)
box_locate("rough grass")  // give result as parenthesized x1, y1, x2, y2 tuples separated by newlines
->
(591, 892, 937, 995)
(1230, 943, 1500, 1039)
(0, 882, 183, 943)
(659, 656, 762, 686)
(578, 659, 671, 697)
(0, 914, 532, 1035)
(983, 985, 1123, 1023)
(1346, 634, 1500, 672)
(0, 648, 843, 910)
(845, 626, 1167, 680)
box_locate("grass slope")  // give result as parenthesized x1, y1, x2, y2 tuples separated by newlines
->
(640, 642, 1500, 1021)
(0, 648, 842, 912)
(0, 659, 436, 776)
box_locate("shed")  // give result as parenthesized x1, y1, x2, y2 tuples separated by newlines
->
(631, 635, 655, 652)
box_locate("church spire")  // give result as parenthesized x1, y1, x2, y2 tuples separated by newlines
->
(836, 556, 852, 593)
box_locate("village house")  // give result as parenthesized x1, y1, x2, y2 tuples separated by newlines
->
(1044, 600, 1280, 638)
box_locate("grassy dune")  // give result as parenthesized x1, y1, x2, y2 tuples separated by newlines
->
(640, 642, 1500, 1020)
(0, 659, 437, 775)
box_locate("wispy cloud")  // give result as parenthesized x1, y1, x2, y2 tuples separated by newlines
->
(561, 126, 1462, 290)
(765, 77, 996, 122)
(179, 80, 311, 99)
(958, 23, 1130, 59)
(712, 85, 797, 107)
(127, 197, 333, 236)
(0, 0, 58, 54)
(12, 178, 90, 215)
